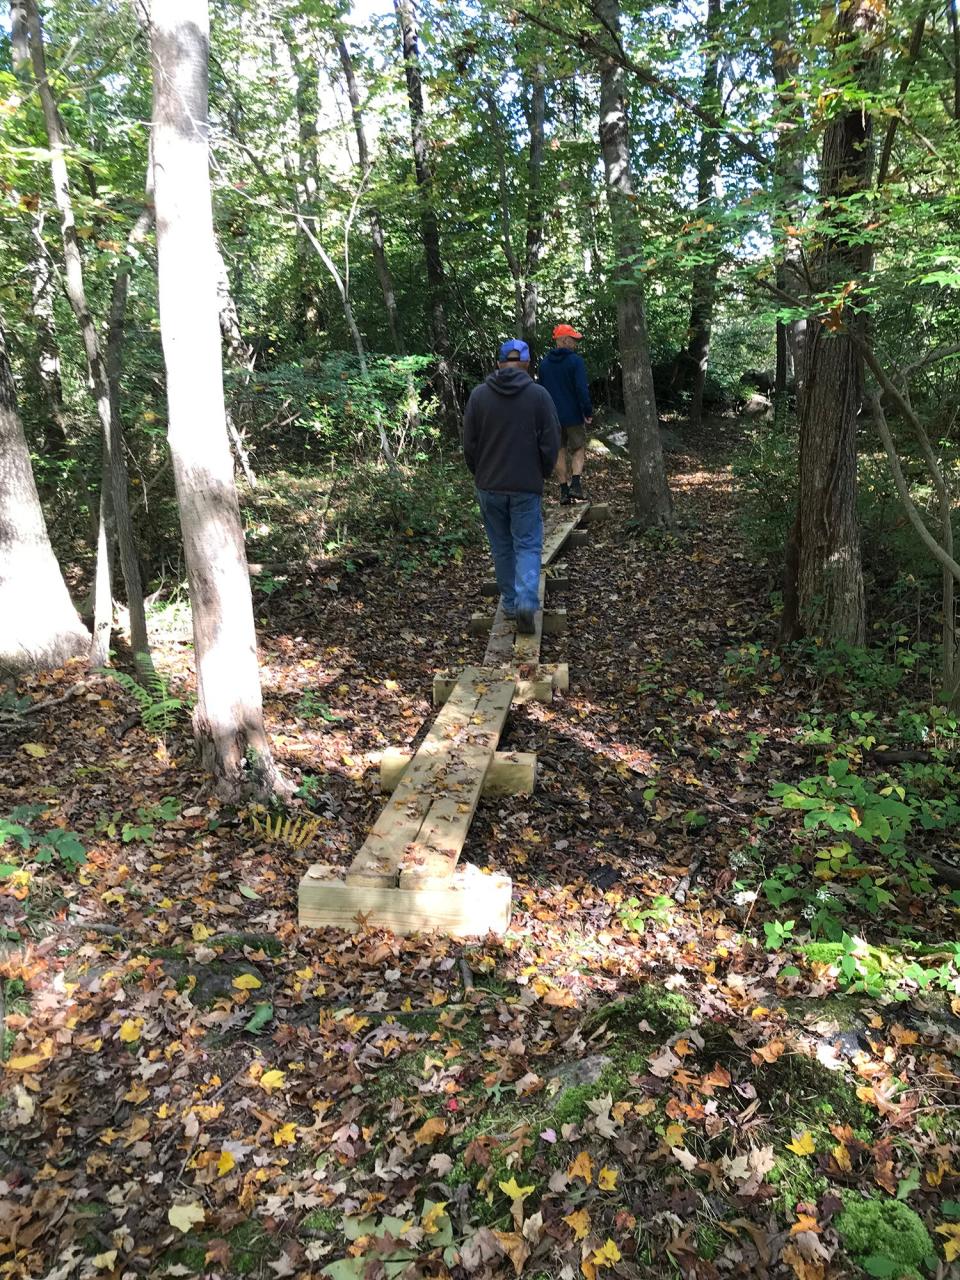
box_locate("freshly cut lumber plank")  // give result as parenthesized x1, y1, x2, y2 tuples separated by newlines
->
(433, 663, 566, 707)
(298, 864, 513, 937)
(512, 571, 546, 663)
(380, 748, 536, 797)
(345, 668, 495, 886)
(398, 679, 514, 887)
(482, 599, 516, 666)
(542, 505, 589, 565)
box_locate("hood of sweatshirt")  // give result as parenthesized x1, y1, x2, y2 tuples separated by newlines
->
(484, 366, 533, 397)
(541, 348, 574, 367)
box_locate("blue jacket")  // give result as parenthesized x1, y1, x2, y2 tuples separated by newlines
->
(537, 348, 593, 427)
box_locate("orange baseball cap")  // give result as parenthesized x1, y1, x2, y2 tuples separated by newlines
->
(553, 323, 583, 339)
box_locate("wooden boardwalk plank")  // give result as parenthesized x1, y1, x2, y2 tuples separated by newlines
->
(542, 504, 589, 566)
(398, 679, 514, 888)
(345, 667, 501, 886)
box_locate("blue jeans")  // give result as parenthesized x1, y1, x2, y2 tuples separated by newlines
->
(476, 489, 543, 615)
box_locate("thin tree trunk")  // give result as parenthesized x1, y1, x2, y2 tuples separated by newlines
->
(770, 0, 806, 415)
(595, 0, 672, 526)
(337, 35, 406, 355)
(10, 1, 68, 464)
(0, 323, 89, 673)
(394, 0, 460, 438)
(789, 0, 877, 645)
(681, 0, 722, 429)
(23, 0, 149, 666)
(150, 0, 286, 800)
(485, 91, 524, 332)
(337, 33, 420, 434)
(214, 243, 258, 487)
(521, 62, 547, 355)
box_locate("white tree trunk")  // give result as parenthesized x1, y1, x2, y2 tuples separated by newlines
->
(150, 0, 286, 800)
(0, 326, 89, 674)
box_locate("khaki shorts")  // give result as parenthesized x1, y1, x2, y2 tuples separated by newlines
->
(561, 423, 587, 451)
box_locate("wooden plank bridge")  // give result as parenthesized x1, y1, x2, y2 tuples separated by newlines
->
(298, 502, 608, 936)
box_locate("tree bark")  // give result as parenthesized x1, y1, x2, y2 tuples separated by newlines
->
(770, 0, 806, 413)
(681, 0, 722, 428)
(150, 0, 287, 800)
(595, 0, 672, 526)
(214, 242, 259, 486)
(521, 61, 547, 355)
(394, 0, 460, 438)
(337, 34, 406, 356)
(23, 0, 149, 666)
(0, 323, 89, 674)
(787, 0, 878, 645)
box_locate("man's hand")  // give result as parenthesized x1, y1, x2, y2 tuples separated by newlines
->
(584, 416, 593, 425)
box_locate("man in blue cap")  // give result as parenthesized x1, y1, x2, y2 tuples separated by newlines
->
(463, 340, 561, 635)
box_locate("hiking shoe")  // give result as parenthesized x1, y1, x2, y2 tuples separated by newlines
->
(559, 484, 573, 506)
(516, 609, 536, 635)
(569, 477, 586, 501)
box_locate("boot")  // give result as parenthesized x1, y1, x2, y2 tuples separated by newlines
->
(569, 475, 586, 501)
(516, 609, 536, 635)
(559, 483, 572, 506)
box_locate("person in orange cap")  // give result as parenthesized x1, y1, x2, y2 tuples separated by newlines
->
(537, 324, 593, 504)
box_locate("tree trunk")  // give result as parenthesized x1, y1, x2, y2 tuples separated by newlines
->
(337, 34, 406, 356)
(150, 0, 286, 801)
(681, 0, 722, 429)
(770, 0, 806, 415)
(0, 324, 89, 674)
(10, 1, 68, 465)
(789, 0, 877, 645)
(394, 0, 460, 438)
(521, 62, 547, 355)
(23, 0, 149, 665)
(595, 0, 672, 526)
(214, 243, 259, 486)
(337, 33, 420, 434)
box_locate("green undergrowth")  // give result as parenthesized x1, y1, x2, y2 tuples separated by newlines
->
(159, 1220, 273, 1275)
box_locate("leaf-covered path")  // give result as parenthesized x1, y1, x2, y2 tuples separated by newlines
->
(3, 433, 960, 1280)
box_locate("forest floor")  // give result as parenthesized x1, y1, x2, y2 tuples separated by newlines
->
(3, 425, 960, 1280)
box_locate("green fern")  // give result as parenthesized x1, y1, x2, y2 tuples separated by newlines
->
(102, 653, 187, 735)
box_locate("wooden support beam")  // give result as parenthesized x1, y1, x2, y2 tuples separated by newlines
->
(546, 563, 569, 597)
(298, 863, 513, 937)
(380, 747, 536, 796)
(468, 612, 494, 636)
(584, 503, 610, 524)
(480, 580, 500, 598)
(433, 663, 568, 707)
(542, 607, 567, 637)
(567, 529, 589, 549)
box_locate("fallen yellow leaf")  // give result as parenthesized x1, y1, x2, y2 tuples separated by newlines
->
(415, 1115, 447, 1144)
(936, 1223, 960, 1262)
(168, 1201, 205, 1233)
(22, 743, 47, 758)
(567, 1150, 593, 1183)
(217, 1150, 236, 1176)
(563, 1208, 591, 1240)
(498, 1176, 534, 1201)
(786, 1131, 816, 1157)
(119, 1018, 143, 1044)
(597, 1166, 618, 1191)
(591, 1238, 622, 1268)
(273, 1122, 297, 1146)
(259, 1069, 286, 1092)
(232, 973, 262, 990)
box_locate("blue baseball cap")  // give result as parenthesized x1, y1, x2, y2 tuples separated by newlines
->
(498, 339, 530, 362)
